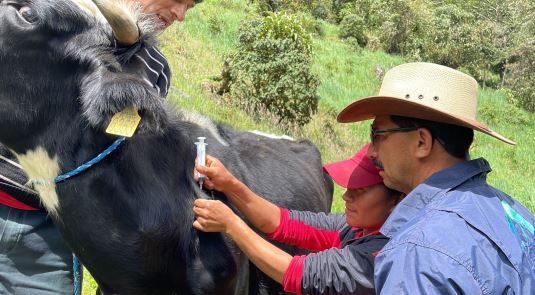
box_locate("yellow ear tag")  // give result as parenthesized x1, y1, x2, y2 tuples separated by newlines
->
(105, 106, 141, 137)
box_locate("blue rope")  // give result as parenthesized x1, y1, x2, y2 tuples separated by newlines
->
(54, 137, 126, 184)
(73, 255, 82, 295)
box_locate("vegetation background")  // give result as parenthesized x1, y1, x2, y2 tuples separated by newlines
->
(83, 0, 534, 292)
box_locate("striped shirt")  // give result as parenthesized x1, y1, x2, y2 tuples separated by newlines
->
(135, 46, 171, 97)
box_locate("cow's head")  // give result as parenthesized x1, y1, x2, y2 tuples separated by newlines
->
(0, 0, 168, 152)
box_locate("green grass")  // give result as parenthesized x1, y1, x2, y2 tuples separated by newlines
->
(312, 21, 405, 109)
(83, 0, 535, 293)
(158, 0, 535, 211)
(471, 88, 535, 211)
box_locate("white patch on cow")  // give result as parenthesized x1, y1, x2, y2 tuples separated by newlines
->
(249, 131, 294, 141)
(179, 111, 229, 146)
(14, 147, 61, 216)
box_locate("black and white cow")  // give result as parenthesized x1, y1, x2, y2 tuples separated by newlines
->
(0, 0, 333, 294)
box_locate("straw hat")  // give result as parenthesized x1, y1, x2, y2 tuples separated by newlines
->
(337, 62, 515, 145)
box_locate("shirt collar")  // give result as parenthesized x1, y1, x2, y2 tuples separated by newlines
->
(380, 158, 492, 237)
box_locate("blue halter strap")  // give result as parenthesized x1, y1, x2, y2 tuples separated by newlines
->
(54, 136, 126, 184)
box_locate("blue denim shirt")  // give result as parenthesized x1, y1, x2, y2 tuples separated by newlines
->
(375, 158, 535, 294)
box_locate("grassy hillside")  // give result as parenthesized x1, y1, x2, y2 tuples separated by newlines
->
(83, 0, 534, 293)
(159, 0, 534, 212)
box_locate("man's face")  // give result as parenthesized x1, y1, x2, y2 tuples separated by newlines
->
(138, 0, 196, 30)
(368, 115, 416, 194)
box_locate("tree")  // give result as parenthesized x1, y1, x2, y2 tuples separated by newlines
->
(229, 13, 320, 126)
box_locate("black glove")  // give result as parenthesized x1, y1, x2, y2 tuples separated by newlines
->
(134, 46, 172, 98)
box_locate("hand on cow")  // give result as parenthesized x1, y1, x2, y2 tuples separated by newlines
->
(195, 155, 238, 194)
(192, 199, 241, 234)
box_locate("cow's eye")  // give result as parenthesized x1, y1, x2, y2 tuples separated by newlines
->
(19, 6, 38, 23)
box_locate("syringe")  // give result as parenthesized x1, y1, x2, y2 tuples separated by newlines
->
(195, 137, 207, 190)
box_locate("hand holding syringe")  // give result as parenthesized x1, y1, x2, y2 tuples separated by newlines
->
(195, 137, 207, 190)
(194, 154, 241, 195)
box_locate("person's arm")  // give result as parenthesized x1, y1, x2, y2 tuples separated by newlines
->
(296, 237, 388, 295)
(192, 199, 291, 283)
(196, 155, 281, 234)
(268, 208, 346, 251)
(193, 199, 390, 295)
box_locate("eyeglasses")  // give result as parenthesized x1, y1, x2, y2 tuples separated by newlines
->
(370, 126, 419, 145)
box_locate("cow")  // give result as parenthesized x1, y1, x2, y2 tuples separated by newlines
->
(0, 1, 333, 294)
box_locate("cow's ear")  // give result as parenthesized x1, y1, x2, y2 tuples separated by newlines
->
(80, 69, 168, 134)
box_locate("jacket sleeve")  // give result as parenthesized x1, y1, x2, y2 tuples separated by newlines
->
(285, 234, 389, 295)
(374, 242, 482, 295)
(288, 209, 347, 231)
(268, 208, 347, 251)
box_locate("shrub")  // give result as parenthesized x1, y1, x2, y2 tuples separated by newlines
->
(419, 5, 498, 86)
(312, 2, 330, 20)
(253, 0, 279, 13)
(253, 0, 333, 20)
(207, 14, 224, 34)
(293, 11, 323, 37)
(377, 0, 434, 57)
(505, 43, 535, 112)
(338, 0, 433, 56)
(229, 12, 320, 126)
(334, 0, 369, 23)
(339, 14, 368, 47)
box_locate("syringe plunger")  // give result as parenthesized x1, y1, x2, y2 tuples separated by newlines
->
(195, 137, 207, 188)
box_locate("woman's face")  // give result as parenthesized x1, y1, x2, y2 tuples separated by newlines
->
(343, 184, 400, 230)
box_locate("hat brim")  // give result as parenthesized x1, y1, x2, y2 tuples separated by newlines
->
(337, 96, 515, 145)
(323, 159, 383, 189)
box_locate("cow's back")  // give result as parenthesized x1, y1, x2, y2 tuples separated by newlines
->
(215, 125, 333, 213)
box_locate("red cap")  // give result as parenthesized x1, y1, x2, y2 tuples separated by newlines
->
(322, 144, 382, 189)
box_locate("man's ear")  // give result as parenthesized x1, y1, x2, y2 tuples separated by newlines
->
(415, 128, 434, 158)
(80, 68, 168, 134)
